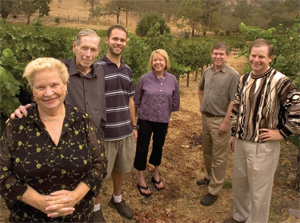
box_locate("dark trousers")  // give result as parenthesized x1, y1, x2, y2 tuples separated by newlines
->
(134, 119, 169, 171)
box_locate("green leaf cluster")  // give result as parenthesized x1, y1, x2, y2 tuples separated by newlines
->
(136, 13, 170, 37)
(0, 48, 21, 131)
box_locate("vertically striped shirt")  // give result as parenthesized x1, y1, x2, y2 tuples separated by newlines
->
(97, 56, 135, 141)
(231, 68, 300, 142)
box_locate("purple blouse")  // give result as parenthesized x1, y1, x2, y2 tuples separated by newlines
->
(134, 71, 180, 123)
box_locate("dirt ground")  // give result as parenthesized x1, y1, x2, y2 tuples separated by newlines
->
(2, 0, 299, 222)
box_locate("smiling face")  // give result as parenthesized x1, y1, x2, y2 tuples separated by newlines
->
(73, 35, 100, 74)
(211, 48, 229, 70)
(32, 69, 67, 113)
(152, 53, 166, 74)
(249, 45, 273, 76)
(106, 28, 127, 57)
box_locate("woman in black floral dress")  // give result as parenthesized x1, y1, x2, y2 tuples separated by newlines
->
(0, 57, 107, 222)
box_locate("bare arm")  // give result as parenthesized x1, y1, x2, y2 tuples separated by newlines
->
(129, 96, 138, 142)
(219, 101, 234, 135)
(228, 136, 236, 151)
(198, 90, 204, 112)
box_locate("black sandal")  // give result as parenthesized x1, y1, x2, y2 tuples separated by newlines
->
(151, 177, 164, 190)
(137, 184, 152, 197)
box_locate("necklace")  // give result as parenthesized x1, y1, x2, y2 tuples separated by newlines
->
(40, 113, 65, 122)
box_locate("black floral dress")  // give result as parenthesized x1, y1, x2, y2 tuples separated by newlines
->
(0, 104, 107, 222)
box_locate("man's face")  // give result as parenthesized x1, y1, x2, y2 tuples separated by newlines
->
(73, 35, 100, 70)
(211, 48, 229, 69)
(106, 28, 127, 56)
(249, 45, 272, 76)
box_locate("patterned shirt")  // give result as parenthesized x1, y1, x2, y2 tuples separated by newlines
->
(0, 104, 107, 222)
(96, 56, 135, 141)
(231, 68, 300, 142)
(134, 71, 180, 123)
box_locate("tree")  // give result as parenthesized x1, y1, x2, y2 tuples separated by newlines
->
(176, 0, 203, 37)
(84, 0, 101, 12)
(0, 0, 20, 19)
(136, 13, 170, 37)
(19, 0, 51, 25)
(91, 0, 133, 24)
(200, 0, 221, 36)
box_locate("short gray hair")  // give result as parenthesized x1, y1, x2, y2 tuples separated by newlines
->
(75, 29, 100, 47)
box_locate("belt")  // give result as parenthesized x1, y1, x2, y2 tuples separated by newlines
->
(202, 112, 224, 118)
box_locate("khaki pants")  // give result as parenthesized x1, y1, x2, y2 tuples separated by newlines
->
(202, 114, 230, 195)
(232, 139, 280, 223)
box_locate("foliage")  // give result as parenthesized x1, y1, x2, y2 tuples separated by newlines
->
(90, 0, 133, 24)
(0, 48, 22, 131)
(122, 33, 150, 86)
(199, 0, 221, 36)
(20, 0, 51, 25)
(176, 0, 203, 37)
(55, 17, 60, 24)
(136, 13, 170, 37)
(0, 0, 20, 18)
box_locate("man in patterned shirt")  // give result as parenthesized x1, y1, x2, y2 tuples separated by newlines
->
(224, 38, 300, 223)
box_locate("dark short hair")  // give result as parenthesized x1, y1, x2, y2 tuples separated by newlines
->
(212, 42, 230, 55)
(250, 38, 274, 57)
(107, 25, 128, 39)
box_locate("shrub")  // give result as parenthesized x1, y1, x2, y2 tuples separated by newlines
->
(55, 17, 60, 24)
(135, 13, 170, 37)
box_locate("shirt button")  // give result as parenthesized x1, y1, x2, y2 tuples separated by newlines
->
(161, 83, 163, 85)
(160, 90, 162, 92)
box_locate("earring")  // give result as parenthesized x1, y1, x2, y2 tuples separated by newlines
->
(31, 95, 36, 102)
(66, 90, 68, 95)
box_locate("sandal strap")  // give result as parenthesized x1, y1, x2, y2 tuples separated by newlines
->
(137, 184, 149, 190)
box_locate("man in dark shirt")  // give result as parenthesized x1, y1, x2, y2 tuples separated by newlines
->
(62, 29, 106, 138)
(10, 29, 107, 222)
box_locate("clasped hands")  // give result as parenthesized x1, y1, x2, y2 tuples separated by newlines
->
(41, 190, 79, 218)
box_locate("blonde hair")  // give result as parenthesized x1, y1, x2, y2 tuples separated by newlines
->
(148, 49, 171, 71)
(23, 57, 69, 88)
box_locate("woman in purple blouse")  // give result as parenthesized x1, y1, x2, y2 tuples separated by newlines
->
(133, 49, 180, 197)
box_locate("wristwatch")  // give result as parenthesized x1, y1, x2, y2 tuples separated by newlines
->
(132, 124, 139, 130)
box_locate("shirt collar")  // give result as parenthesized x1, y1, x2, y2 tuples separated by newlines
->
(69, 57, 96, 78)
(210, 63, 229, 73)
(151, 70, 167, 79)
(102, 55, 125, 68)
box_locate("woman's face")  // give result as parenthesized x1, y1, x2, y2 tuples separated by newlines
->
(152, 54, 166, 73)
(32, 69, 67, 112)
